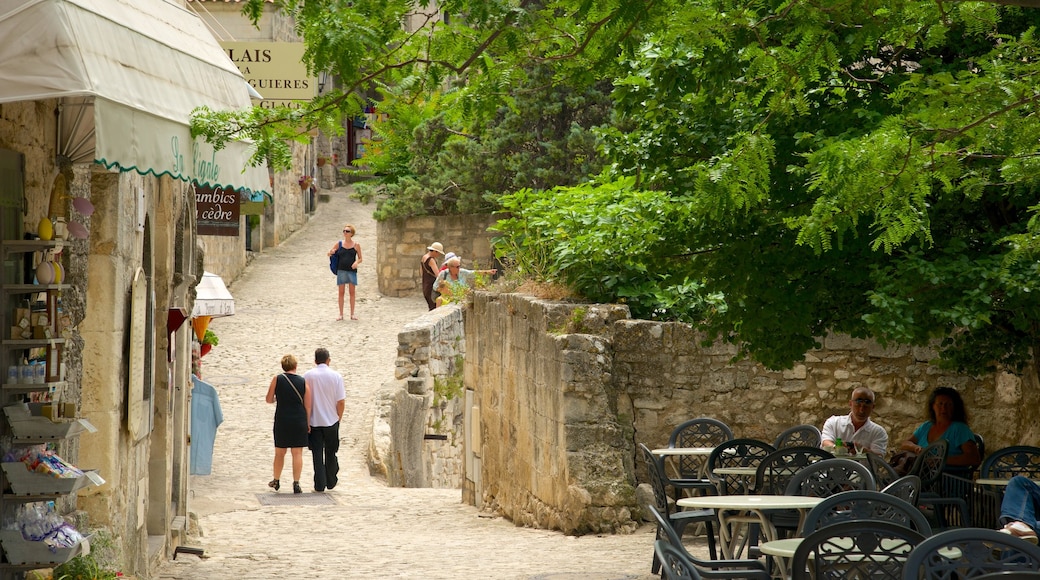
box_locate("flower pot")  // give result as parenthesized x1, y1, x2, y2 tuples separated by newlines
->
(317, 157, 327, 167)
(200, 344, 213, 357)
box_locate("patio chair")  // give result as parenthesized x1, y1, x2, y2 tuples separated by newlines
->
(767, 458, 876, 540)
(982, 445, 1040, 479)
(880, 474, 922, 506)
(647, 505, 769, 580)
(654, 540, 704, 580)
(800, 490, 931, 535)
(791, 520, 925, 580)
(641, 443, 718, 573)
(902, 527, 1040, 580)
(772, 424, 822, 449)
(755, 446, 834, 496)
(908, 440, 970, 529)
(972, 573, 1040, 580)
(706, 438, 775, 496)
(865, 451, 900, 488)
(668, 418, 734, 486)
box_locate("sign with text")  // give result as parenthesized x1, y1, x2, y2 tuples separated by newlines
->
(195, 186, 241, 236)
(220, 41, 313, 108)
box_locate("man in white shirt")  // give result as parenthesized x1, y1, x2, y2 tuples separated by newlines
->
(303, 347, 346, 492)
(820, 387, 888, 455)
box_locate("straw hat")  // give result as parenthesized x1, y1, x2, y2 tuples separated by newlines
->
(427, 242, 444, 254)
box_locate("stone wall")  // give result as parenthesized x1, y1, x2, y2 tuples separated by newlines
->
(466, 293, 636, 534)
(464, 291, 1040, 535)
(376, 214, 500, 297)
(369, 306, 466, 488)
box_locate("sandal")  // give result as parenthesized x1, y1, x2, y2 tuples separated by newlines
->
(293, 481, 302, 494)
(268, 479, 280, 491)
(1000, 521, 1038, 544)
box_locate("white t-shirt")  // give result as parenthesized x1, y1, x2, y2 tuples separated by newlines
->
(821, 414, 889, 456)
(303, 363, 345, 427)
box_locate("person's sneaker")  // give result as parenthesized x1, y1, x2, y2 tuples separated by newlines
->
(999, 521, 1039, 544)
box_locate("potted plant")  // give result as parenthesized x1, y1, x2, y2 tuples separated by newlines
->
(200, 328, 219, 357)
(298, 175, 314, 190)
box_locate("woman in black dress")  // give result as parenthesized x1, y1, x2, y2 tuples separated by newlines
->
(265, 354, 311, 494)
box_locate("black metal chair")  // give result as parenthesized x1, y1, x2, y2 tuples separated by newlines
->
(785, 457, 876, 497)
(772, 424, 822, 449)
(755, 446, 834, 496)
(800, 489, 931, 535)
(647, 505, 769, 580)
(909, 440, 970, 529)
(655, 540, 704, 580)
(706, 438, 775, 496)
(668, 418, 735, 489)
(792, 520, 925, 580)
(880, 474, 922, 507)
(641, 443, 718, 573)
(982, 445, 1040, 479)
(902, 527, 1040, 579)
(865, 451, 900, 488)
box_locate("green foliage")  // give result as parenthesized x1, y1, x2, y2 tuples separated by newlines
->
(202, 329, 219, 347)
(54, 530, 120, 580)
(208, 0, 1040, 375)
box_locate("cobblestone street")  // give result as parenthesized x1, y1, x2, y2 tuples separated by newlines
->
(155, 188, 689, 579)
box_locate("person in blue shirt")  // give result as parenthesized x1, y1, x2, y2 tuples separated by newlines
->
(898, 386, 981, 469)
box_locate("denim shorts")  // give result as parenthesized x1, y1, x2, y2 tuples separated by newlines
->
(337, 270, 358, 286)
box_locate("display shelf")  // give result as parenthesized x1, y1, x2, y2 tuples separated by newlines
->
(0, 339, 65, 349)
(0, 530, 88, 566)
(2, 406, 95, 442)
(1, 463, 101, 497)
(0, 240, 64, 256)
(0, 285, 68, 294)
(0, 382, 63, 393)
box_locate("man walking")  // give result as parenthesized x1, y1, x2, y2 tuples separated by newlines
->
(303, 347, 345, 492)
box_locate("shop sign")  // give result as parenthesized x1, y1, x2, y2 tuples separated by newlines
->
(220, 41, 314, 103)
(195, 186, 241, 236)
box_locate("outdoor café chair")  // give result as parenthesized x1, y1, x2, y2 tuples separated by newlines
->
(654, 540, 705, 580)
(772, 424, 822, 449)
(766, 458, 876, 540)
(668, 418, 734, 484)
(902, 527, 1040, 579)
(755, 446, 834, 496)
(641, 443, 719, 571)
(707, 438, 775, 496)
(647, 505, 769, 580)
(800, 489, 931, 536)
(880, 475, 922, 506)
(865, 451, 900, 488)
(792, 520, 925, 580)
(981, 445, 1040, 480)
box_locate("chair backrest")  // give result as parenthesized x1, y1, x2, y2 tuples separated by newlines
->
(784, 458, 877, 498)
(639, 443, 672, 516)
(909, 439, 948, 492)
(669, 417, 734, 449)
(902, 527, 1040, 580)
(773, 424, 823, 449)
(971, 573, 1040, 580)
(975, 433, 986, 459)
(755, 446, 834, 495)
(792, 520, 925, 580)
(800, 489, 932, 536)
(707, 438, 775, 495)
(981, 445, 1040, 479)
(654, 540, 704, 580)
(881, 474, 922, 506)
(865, 452, 900, 488)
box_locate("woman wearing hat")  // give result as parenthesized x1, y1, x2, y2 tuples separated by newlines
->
(421, 242, 444, 310)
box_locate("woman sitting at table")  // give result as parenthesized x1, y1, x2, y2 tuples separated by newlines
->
(898, 386, 981, 469)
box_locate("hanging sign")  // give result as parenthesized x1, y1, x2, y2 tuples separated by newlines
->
(195, 186, 240, 236)
(220, 41, 314, 108)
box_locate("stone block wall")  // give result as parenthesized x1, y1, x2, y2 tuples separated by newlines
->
(369, 306, 466, 488)
(464, 292, 1040, 535)
(467, 293, 636, 534)
(376, 214, 500, 297)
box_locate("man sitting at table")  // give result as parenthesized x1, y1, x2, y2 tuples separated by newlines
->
(820, 387, 888, 455)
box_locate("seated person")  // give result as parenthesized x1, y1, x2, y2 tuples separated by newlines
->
(820, 387, 888, 455)
(434, 256, 496, 307)
(898, 386, 981, 470)
(998, 476, 1040, 544)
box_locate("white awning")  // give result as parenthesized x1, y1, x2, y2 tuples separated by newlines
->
(192, 271, 234, 318)
(0, 0, 270, 196)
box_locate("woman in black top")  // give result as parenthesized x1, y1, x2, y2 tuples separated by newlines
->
(265, 354, 311, 494)
(328, 224, 363, 320)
